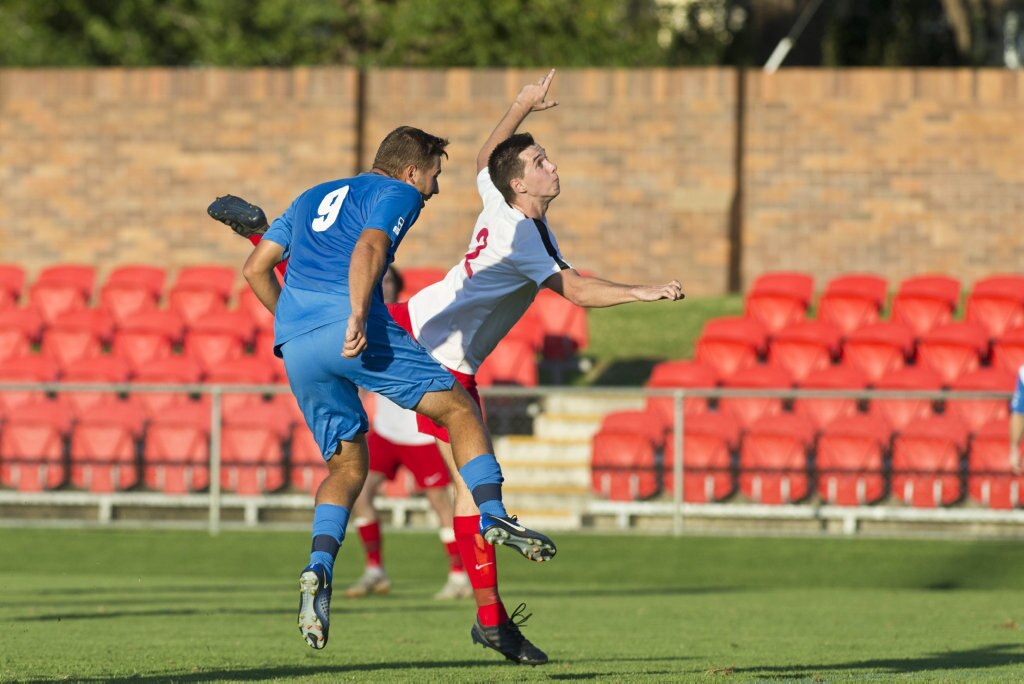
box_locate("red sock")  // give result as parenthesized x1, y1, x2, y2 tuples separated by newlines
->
(440, 527, 464, 572)
(454, 515, 507, 627)
(357, 521, 382, 568)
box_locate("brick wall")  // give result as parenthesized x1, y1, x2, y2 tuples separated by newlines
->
(743, 69, 1024, 291)
(2, 67, 1021, 297)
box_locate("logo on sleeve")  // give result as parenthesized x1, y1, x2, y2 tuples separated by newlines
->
(392, 217, 405, 236)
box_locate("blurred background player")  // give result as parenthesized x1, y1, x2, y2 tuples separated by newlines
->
(1010, 364, 1024, 473)
(345, 266, 471, 600)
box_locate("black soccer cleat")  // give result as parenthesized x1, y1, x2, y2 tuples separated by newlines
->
(207, 194, 268, 239)
(480, 514, 556, 562)
(471, 603, 548, 665)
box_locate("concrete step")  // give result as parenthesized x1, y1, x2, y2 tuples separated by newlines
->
(532, 412, 605, 440)
(494, 435, 592, 464)
(499, 461, 591, 488)
(541, 393, 645, 416)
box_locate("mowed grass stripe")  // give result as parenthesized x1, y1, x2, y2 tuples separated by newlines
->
(2, 528, 1024, 682)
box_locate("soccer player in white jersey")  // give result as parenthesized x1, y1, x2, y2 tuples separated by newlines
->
(211, 69, 682, 665)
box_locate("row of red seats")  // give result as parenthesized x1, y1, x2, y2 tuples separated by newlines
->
(0, 397, 428, 497)
(645, 360, 1013, 432)
(744, 272, 1024, 339)
(592, 411, 1019, 509)
(695, 315, 1024, 385)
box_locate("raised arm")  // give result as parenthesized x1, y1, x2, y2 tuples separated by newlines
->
(242, 238, 286, 314)
(476, 69, 559, 173)
(543, 269, 684, 309)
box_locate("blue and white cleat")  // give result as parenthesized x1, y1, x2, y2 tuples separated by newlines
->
(481, 514, 557, 562)
(297, 563, 332, 649)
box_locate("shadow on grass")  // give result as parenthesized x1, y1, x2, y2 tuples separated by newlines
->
(35, 656, 695, 683)
(22, 602, 462, 622)
(587, 358, 662, 387)
(736, 643, 1024, 677)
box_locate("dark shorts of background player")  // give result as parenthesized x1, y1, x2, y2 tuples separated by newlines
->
(387, 301, 482, 445)
(367, 430, 452, 488)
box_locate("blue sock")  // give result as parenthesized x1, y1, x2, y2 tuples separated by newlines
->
(459, 454, 508, 520)
(309, 503, 350, 582)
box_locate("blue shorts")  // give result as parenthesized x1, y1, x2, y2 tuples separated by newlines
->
(280, 314, 455, 461)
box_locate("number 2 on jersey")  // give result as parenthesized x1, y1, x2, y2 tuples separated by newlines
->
(463, 228, 489, 277)
(312, 186, 350, 232)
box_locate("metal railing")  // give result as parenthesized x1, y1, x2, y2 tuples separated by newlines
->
(0, 381, 1016, 535)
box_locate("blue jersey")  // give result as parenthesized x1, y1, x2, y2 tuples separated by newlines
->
(1012, 366, 1024, 415)
(263, 173, 423, 352)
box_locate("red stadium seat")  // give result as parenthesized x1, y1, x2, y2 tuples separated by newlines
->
(0, 329, 30, 363)
(70, 417, 139, 493)
(767, 320, 842, 382)
(182, 311, 254, 374)
(946, 367, 1015, 432)
(968, 418, 1023, 509)
(35, 264, 96, 297)
(236, 286, 276, 333)
(744, 290, 806, 334)
(817, 292, 883, 336)
(0, 355, 60, 416)
(131, 356, 204, 417)
(840, 322, 914, 383)
(598, 408, 668, 447)
(992, 325, 1024, 375)
(205, 356, 276, 413)
(143, 403, 211, 494)
(532, 288, 588, 361)
(664, 412, 741, 502)
(58, 356, 132, 416)
(867, 365, 943, 432)
(644, 360, 718, 427)
(290, 424, 327, 494)
(220, 403, 289, 494)
(172, 265, 236, 297)
(0, 264, 26, 308)
(750, 272, 814, 305)
(104, 265, 166, 296)
(816, 414, 890, 505)
(3, 307, 45, 344)
(28, 281, 88, 325)
(112, 310, 185, 372)
(915, 322, 989, 385)
(695, 317, 768, 377)
(891, 415, 968, 507)
(99, 283, 160, 326)
(823, 273, 888, 309)
(41, 310, 115, 373)
(476, 337, 538, 387)
(591, 430, 659, 501)
(167, 285, 230, 326)
(738, 414, 816, 504)
(966, 275, 1024, 339)
(897, 274, 961, 308)
(891, 292, 955, 338)
(253, 331, 288, 382)
(792, 365, 868, 431)
(718, 365, 793, 429)
(0, 400, 73, 492)
(397, 267, 446, 301)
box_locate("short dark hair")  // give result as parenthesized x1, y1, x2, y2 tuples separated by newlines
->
(488, 132, 536, 206)
(373, 126, 449, 179)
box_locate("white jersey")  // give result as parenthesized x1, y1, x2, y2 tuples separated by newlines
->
(407, 168, 571, 374)
(371, 393, 436, 446)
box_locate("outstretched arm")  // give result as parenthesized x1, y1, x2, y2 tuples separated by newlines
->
(543, 269, 684, 309)
(476, 69, 559, 173)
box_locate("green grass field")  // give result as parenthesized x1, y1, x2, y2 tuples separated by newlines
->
(4, 527, 1024, 682)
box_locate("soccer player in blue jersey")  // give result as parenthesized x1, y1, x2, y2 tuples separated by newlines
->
(239, 126, 556, 650)
(1010, 365, 1024, 473)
